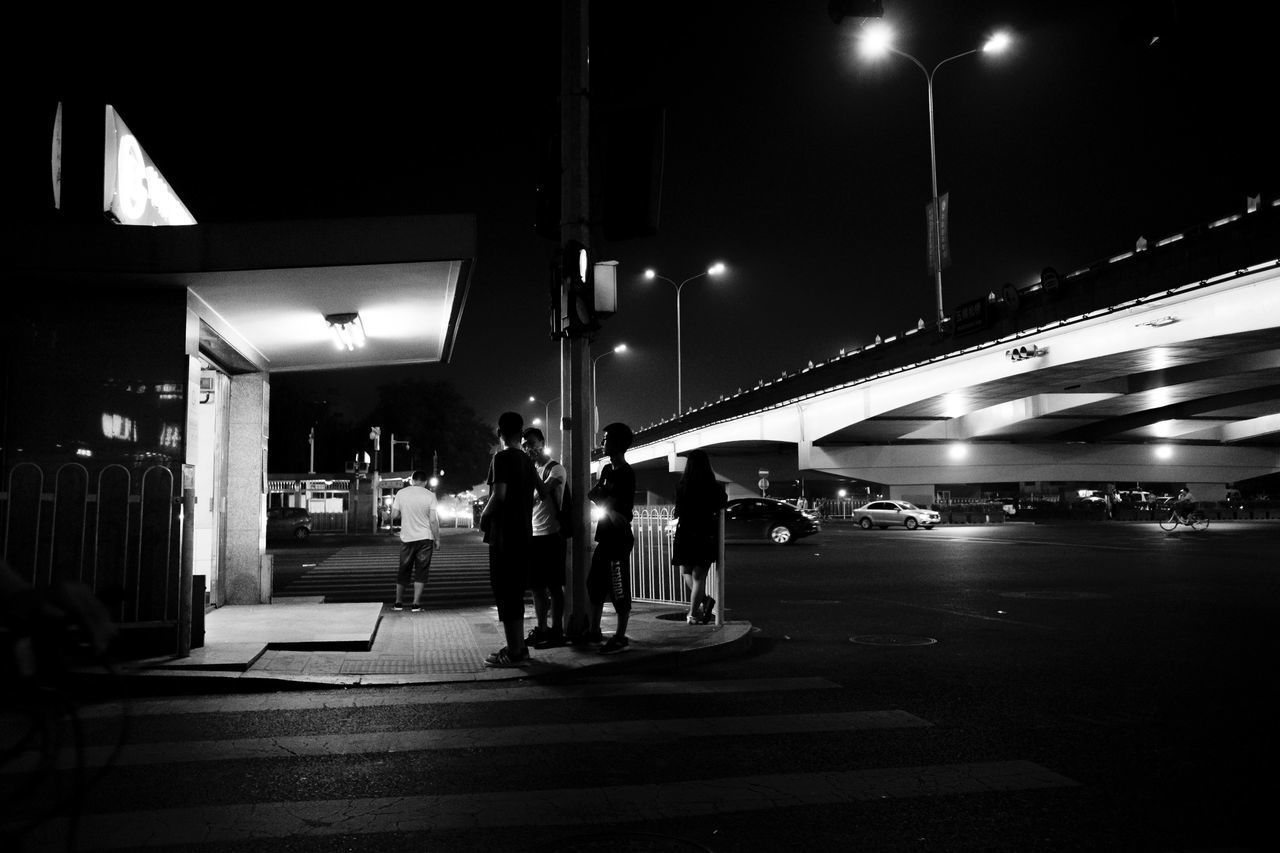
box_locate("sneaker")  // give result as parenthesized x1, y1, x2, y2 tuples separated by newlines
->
(484, 648, 531, 668)
(534, 629, 566, 649)
(392, 602, 407, 612)
(411, 604, 426, 613)
(599, 635, 630, 655)
(525, 626, 547, 645)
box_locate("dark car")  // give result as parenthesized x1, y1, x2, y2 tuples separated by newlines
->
(267, 506, 312, 540)
(724, 497, 820, 544)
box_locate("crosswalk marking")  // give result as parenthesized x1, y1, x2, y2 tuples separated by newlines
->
(11, 710, 929, 771)
(23, 761, 1078, 850)
(74, 676, 842, 718)
(276, 540, 492, 603)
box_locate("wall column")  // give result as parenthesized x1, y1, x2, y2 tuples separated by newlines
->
(224, 372, 270, 604)
(889, 484, 936, 506)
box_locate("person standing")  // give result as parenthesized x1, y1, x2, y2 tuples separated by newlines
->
(390, 470, 442, 612)
(479, 412, 541, 667)
(587, 422, 636, 655)
(521, 426, 568, 648)
(671, 449, 727, 625)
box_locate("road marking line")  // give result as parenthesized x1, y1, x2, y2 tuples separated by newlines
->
(74, 676, 842, 719)
(12, 710, 925, 771)
(19, 761, 1078, 849)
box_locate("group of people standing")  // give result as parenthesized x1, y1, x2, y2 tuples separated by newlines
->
(388, 409, 727, 668)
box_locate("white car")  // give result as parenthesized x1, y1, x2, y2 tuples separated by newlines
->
(853, 500, 940, 530)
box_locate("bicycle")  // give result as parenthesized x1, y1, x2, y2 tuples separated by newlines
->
(1158, 507, 1210, 532)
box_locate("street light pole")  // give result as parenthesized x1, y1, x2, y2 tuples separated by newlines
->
(591, 343, 627, 441)
(644, 263, 725, 414)
(390, 434, 410, 473)
(528, 394, 562, 451)
(858, 25, 1011, 326)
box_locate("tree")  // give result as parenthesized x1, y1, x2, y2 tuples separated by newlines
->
(367, 380, 494, 493)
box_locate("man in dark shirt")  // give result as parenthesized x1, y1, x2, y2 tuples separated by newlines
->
(479, 411, 542, 667)
(587, 422, 636, 654)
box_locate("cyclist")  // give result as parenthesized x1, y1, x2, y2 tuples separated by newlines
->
(1173, 486, 1196, 523)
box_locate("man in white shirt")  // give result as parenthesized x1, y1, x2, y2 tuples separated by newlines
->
(521, 427, 567, 648)
(391, 470, 441, 612)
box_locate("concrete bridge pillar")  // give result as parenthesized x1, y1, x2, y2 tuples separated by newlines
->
(889, 484, 935, 506)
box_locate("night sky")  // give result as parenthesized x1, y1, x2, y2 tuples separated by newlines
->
(13, 2, 1276, 457)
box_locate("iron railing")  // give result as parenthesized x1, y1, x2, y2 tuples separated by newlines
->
(629, 506, 725, 625)
(1, 461, 180, 626)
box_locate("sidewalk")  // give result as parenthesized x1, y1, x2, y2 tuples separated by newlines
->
(77, 600, 753, 692)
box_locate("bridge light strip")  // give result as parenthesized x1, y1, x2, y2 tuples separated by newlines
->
(634, 257, 1280, 439)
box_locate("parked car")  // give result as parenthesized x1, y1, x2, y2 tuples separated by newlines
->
(723, 497, 820, 544)
(267, 506, 312, 540)
(853, 500, 941, 530)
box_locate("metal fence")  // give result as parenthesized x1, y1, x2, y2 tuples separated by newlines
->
(1, 461, 181, 626)
(629, 506, 724, 625)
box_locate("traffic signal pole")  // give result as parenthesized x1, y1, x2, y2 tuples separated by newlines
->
(561, 0, 593, 642)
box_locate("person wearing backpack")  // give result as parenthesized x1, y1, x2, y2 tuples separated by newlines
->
(521, 427, 568, 648)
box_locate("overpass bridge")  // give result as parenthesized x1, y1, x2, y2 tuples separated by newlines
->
(622, 198, 1280, 504)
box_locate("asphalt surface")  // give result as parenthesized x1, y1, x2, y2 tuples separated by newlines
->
(6, 518, 1275, 852)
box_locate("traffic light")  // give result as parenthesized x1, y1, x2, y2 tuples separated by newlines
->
(552, 240, 598, 338)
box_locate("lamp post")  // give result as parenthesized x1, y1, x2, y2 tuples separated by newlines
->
(528, 395, 561, 452)
(390, 434, 411, 473)
(591, 343, 627, 441)
(644, 263, 725, 414)
(857, 23, 1011, 326)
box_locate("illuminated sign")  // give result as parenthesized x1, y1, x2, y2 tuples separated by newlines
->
(102, 105, 196, 226)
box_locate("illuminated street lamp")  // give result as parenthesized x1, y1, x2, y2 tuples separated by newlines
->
(644, 263, 726, 414)
(858, 22, 1012, 326)
(528, 394, 561, 452)
(591, 343, 628, 441)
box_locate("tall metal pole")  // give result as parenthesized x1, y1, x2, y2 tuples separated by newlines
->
(926, 72, 944, 326)
(887, 46, 980, 327)
(562, 0, 592, 642)
(676, 285, 684, 413)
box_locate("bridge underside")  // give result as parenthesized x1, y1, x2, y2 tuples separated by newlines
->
(626, 259, 1280, 496)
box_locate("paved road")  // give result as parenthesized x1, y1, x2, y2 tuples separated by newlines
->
(272, 528, 490, 604)
(5, 520, 1273, 851)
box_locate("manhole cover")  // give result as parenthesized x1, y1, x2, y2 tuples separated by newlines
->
(999, 591, 1111, 600)
(536, 833, 712, 852)
(850, 634, 937, 646)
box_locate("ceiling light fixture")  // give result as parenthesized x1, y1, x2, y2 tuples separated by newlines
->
(325, 312, 366, 351)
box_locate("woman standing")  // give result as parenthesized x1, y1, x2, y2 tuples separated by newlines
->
(671, 450, 728, 624)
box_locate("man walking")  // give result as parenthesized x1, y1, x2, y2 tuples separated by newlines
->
(521, 426, 567, 649)
(587, 422, 636, 654)
(390, 470, 441, 612)
(479, 412, 542, 667)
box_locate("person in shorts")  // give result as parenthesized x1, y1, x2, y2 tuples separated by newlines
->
(390, 470, 441, 612)
(479, 412, 542, 667)
(586, 422, 636, 655)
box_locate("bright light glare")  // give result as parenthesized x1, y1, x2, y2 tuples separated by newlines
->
(528, 395, 537, 403)
(644, 269, 657, 279)
(949, 443, 968, 460)
(983, 31, 1011, 54)
(614, 343, 628, 354)
(708, 262, 726, 276)
(859, 22, 894, 58)
(1154, 445, 1174, 460)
